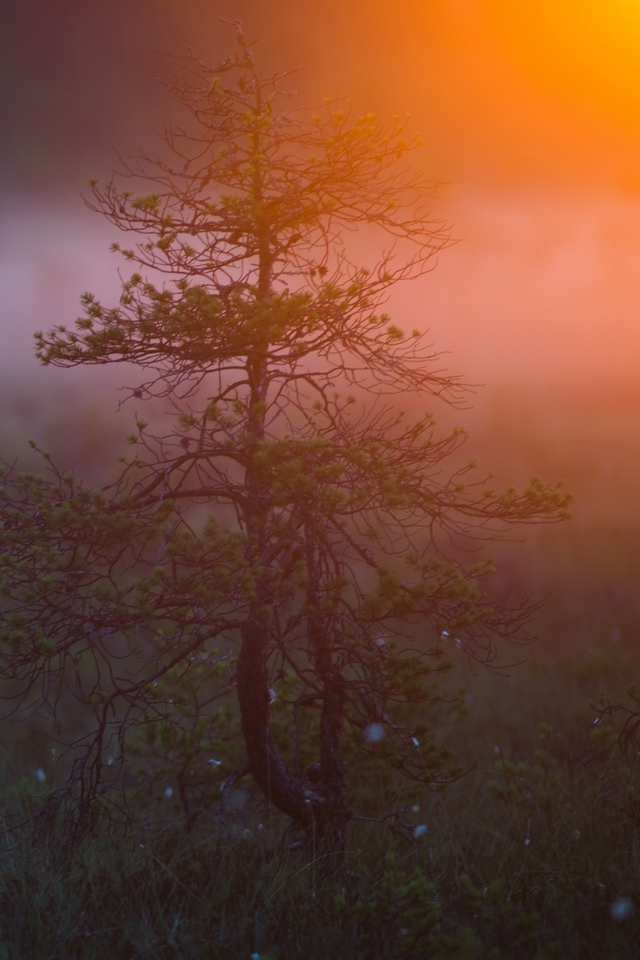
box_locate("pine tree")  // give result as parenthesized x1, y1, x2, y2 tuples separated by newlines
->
(0, 26, 570, 851)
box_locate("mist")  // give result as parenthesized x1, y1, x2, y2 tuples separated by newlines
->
(3, 0, 640, 637)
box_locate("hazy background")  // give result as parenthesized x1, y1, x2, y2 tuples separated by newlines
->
(2, 0, 640, 652)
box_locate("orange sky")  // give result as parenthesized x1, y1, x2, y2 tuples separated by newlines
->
(4, 0, 640, 190)
(3, 0, 640, 392)
(252, 0, 640, 189)
(440, 0, 640, 186)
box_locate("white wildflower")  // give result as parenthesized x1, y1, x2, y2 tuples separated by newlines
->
(411, 804, 420, 813)
(413, 824, 428, 839)
(208, 758, 222, 767)
(165, 787, 173, 798)
(411, 737, 419, 747)
(363, 723, 385, 744)
(35, 769, 46, 783)
(610, 898, 633, 921)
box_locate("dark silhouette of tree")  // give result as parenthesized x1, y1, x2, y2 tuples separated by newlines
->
(0, 26, 570, 852)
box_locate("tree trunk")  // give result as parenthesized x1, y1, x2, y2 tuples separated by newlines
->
(234, 152, 350, 851)
(236, 617, 350, 857)
(236, 617, 310, 821)
(317, 677, 350, 858)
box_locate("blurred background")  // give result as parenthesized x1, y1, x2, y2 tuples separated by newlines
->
(2, 0, 640, 660)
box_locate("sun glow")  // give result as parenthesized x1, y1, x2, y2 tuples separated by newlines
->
(385, 0, 640, 184)
(485, 1, 640, 120)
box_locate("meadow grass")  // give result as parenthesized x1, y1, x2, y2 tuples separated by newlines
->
(1, 637, 639, 959)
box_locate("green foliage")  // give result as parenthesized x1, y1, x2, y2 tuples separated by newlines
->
(126, 659, 243, 823)
(336, 852, 442, 958)
(486, 724, 563, 820)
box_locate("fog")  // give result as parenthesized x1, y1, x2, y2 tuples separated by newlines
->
(3, 186, 639, 476)
(3, 0, 640, 640)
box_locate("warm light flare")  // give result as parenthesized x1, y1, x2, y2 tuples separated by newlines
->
(482, 0, 640, 121)
(432, 3, 640, 194)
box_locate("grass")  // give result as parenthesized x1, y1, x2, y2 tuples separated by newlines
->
(1, 639, 639, 959)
